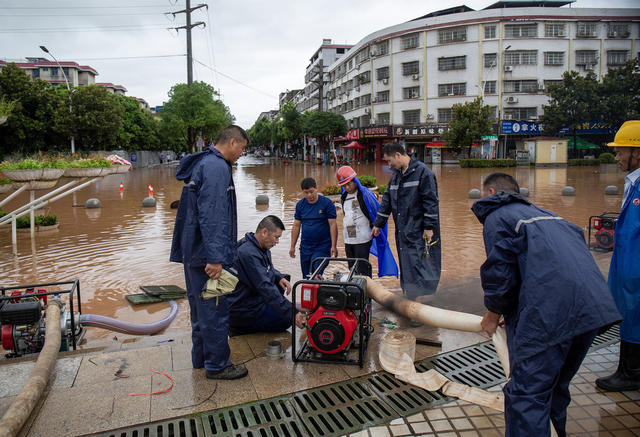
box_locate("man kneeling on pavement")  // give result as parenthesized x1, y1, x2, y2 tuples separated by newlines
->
(228, 215, 307, 336)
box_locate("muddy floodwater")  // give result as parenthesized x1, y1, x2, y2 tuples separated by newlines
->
(0, 158, 625, 343)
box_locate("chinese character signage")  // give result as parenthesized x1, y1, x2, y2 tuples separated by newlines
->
(501, 121, 544, 135)
(393, 125, 450, 137)
(557, 121, 616, 135)
(346, 129, 360, 140)
(360, 125, 392, 138)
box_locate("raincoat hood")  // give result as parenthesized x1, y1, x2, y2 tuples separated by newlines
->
(472, 190, 531, 224)
(175, 147, 226, 181)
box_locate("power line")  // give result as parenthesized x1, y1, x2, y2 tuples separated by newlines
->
(0, 24, 170, 33)
(1, 5, 170, 9)
(72, 54, 186, 61)
(0, 12, 166, 17)
(193, 58, 278, 100)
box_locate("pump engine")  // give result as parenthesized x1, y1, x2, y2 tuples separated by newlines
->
(589, 212, 619, 251)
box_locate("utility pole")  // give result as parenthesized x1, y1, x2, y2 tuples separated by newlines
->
(169, 0, 206, 85)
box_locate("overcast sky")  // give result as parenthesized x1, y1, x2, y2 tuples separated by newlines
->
(0, 0, 637, 128)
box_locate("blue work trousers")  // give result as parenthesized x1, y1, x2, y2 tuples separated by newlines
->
(183, 264, 232, 372)
(504, 329, 598, 437)
(230, 304, 292, 335)
(300, 244, 331, 278)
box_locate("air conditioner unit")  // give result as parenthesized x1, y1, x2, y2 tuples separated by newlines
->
(412, 74, 419, 80)
(364, 108, 370, 114)
(355, 86, 360, 91)
(506, 96, 518, 103)
(372, 97, 377, 103)
(426, 113, 434, 120)
(504, 114, 513, 120)
(584, 64, 594, 71)
(538, 83, 545, 91)
(382, 78, 389, 84)
(504, 65, 514, 72)
(371, 49, 378, 57)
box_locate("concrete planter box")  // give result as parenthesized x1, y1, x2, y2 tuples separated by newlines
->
(112, 165, 130, 174)
(2, 169, 44, 181)
(24, 180, 58, 190)
(63, 168, 104, 178)
(16, 223, 59, 233)
(0, 183, 18, 194)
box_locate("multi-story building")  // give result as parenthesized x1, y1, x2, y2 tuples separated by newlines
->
(95, 82, 128, 95)
(297, 39, 353, 113)
(279, 89, 303, 109)
(325, 1, 638, 160)
(0, 57, 98, 87)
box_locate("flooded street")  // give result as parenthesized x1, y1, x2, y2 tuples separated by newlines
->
(0, 158, 624, 344)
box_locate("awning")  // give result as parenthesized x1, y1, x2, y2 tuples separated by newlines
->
(566, 137, 600, 150)
(342, 141, 367, 150)
(425, 142, 448, 148)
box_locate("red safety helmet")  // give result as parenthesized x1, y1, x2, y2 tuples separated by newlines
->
(336, 166, 357, 186)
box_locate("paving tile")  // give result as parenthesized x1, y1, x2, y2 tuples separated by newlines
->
(578, 418, 601, 432)
(0, 356, 81, 397)
(170, 343, 195, 371)
(369, 426, 391, 437)
(450, 417, 473, 430)
(389, 423, 411, 435)
(409, 422, 432, 434)
(406, 412, 425, 422)
(73, 345, 172, 386)
(245, 355, 350, 399)
(565, 420, 584, 434)
(458, 431, 481, 437)
(389, 418, 405, 425)
(429, 419, 453, 432)
(616, 414, 640, 428)
(598, 416, 626, 430)
(424, 408, 447, 421)
(619, 401, 640, 415)
(349, 430, 369, 437)
(470, 416, 494, 429)
(442, 406, 465, 418)
(462, 404, 484, 417)
(27, 374, 151, 437)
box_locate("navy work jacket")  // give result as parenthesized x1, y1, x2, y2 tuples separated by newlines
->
(472, 191, 621, 361)
(170, 147, 238, 268)
(228, 233, 292, 321)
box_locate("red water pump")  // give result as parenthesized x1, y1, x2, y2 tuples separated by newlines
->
(292, 258, 372, 367)
(588, 212, 619, 251)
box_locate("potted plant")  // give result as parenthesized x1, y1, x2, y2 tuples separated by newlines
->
(0, 157, 66, 183)
(63, 157, 113, 177)
(35, 214, 59, 232)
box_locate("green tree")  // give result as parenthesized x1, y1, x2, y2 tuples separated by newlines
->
(247, 116, 272, 147)
(280, 102, 302, 142)
(54, 84, 122, 150)
(0, 63, 66, 157)
(442, 97, 493, 155)
(302, 111, 347, 145)
(159, 81, 234, 151)
(111, 95, 160, 151)
(541, 70, 602, 156)
(600, 58, 640, 130)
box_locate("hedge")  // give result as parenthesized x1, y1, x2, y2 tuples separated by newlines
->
(569, 159, 600, 166)
(358, 175, 377, 188)
(459, 159, 516, 168)
(377, 184, 387, 195)
(321, 184, 341, 196)
(598, 152, 615, 164)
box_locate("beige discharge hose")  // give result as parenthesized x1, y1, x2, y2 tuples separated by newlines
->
(0, 300, 62, 437)
(364, 277, 510, 378)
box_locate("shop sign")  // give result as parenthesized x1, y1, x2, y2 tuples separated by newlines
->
(482, 135, 498, 141)
(334, 128, 360, 141)
(557, 121, 616, 135)
(360, 125, 392, 138)
(501, 121, 544, 135)
(393, 125, 449, 137)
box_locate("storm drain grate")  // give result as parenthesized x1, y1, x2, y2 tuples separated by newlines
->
(86, 326, 621, 437)
(290, 379, 398, 436)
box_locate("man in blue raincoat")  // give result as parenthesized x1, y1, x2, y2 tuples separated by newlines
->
(228, 215, 307, 335)
(336, 165, 398, 277)
(473, 172, 620, 437)
(371, 142, 440, 300)
(596, 120, 640, 392)
(170, 125, 250, 380)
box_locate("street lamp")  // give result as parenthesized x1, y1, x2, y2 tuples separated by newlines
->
(40, 45, 75, 154)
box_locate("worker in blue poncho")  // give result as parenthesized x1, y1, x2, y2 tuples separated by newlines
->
(596, 120, 640, 392)
(336, 165, 398, 278)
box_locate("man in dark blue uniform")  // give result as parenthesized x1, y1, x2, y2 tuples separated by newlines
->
(170, 125, 250, 380)
(472, 172, 620, 437)
(371, 142, 441, 300)
(289, 178, 338, 277)
(228, 215, 307, 335)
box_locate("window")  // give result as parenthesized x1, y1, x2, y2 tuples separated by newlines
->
(438, 82, 466, 96)
(377, 112, 390, 125)
(484, 53, 497, 68)
(402, 61, 419, 76)
(346, 100, 354, 111)
(361, 94, 371, 105)
(504, 24, 538, 38)
(401, 33, 419, 50)
(358, 71, 371, 84)
(403, 86, 420, 99)
(374, 41, 389, 56)
(484, 25, 496, 39)
(487, 106, 498, 119)
(438, 27, 467, 44)
(438, 108, 452, 123)
(361, 115, 371, 126)
(607, 50, 629, 66)
(545, 23, 566, 37)
(544, 80, 563, 89)
(42, 67, 48, 72)
(438, 56, 466, 71)
(51, 68, 58, 76)
(32, 70, 40, 79)
(355, 48, 370, 64)
(403, 110, 421, 125)
(63, 67, 69, 77)
(503, 80, 538, 93)
(504, 107, 537, 120)
(608, 23, 630, 38)
(575, 50, 597, 65)
(577, 22, 597, 38)
(544, 52, 564, 66)
(484, 81, 497, 95)
(376, 66, 389, 80)
(348, 59, 353, 70)
(353, 97, 360, 108)
(376, 90, 389, 103)
(337, 48, 345, 54)
(504, 50, 538, 65)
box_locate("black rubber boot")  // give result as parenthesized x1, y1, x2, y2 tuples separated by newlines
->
(596, 341, 640, 391)
(206, 364, 248, 380)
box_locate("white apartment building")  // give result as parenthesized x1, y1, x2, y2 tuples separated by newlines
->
(325, 1, 638, 159)
(0, 58, 98, 87)
(297, 39, 353, 113)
